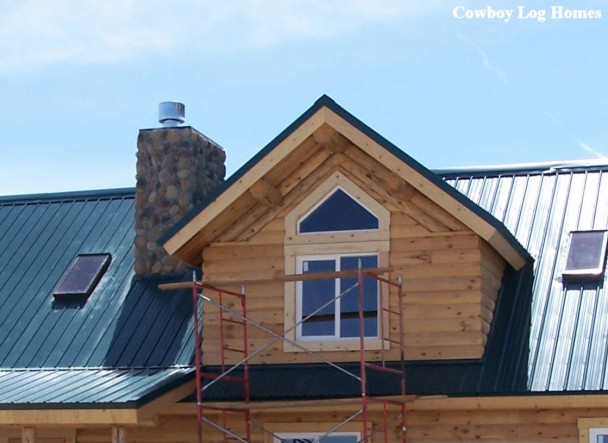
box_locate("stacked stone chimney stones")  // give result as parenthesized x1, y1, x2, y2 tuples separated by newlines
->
(135, 126, 226, 275)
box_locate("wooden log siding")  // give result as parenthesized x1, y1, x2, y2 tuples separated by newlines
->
(37, 397, 608, 443)
(197, 143, 507, 364)
(201, 220, 502, 365)
(391, 208, 500, 360)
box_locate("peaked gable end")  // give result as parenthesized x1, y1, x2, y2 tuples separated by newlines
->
(163, 95, 529, 272)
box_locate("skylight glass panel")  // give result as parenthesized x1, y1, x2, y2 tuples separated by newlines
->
(562, 230, 608, 282)
(54, 253, 111, 299)
(299, 188, 379, 233)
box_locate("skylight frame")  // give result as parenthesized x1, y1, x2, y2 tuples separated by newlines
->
(53, 253, 112, 300)
(562, 230, 608, 282)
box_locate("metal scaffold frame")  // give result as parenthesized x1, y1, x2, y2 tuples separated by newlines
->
(163, 266, 407, 443)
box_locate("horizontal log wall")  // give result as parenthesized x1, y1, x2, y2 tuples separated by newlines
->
(201, 222, 498, 365)
(10, 397, 608, 443)
(199, 150, 505, 365)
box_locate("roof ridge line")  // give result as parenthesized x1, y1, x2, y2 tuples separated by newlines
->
(0, 187, 135, 204)
(435, 158, 608, 176)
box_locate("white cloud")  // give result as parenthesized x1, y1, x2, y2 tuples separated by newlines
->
(456, 32, 507, 84)
(477, 49, 507, 84)
(576, 140, 606, 159)
(0, 0, 443, 73)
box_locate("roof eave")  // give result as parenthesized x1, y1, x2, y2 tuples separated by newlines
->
(0, 371, 195, 425)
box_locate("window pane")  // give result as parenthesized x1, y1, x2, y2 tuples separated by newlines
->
(598, 435, 608, 443)
(299, 189, 378, 233)
(54, 253, 111, 299)
(339, 255, 378, 338)
(564, 230, 608, 280)
(301, 259, 336, 337)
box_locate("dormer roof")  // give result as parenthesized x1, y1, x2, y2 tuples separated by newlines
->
(162, 95, 530, 270)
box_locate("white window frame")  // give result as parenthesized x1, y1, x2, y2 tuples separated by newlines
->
(296, 253, 380, 341)
(590, 429, 608, 443)
(284, 172, 390, 353)
(563, 230, 608, 281)
(578, 418, 608, 443)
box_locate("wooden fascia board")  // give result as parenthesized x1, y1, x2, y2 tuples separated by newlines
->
(0, 408, 142, 426)
(163, 108, 328, 257)
(164, 393, 608, 415)
(323, 109, 527, 271)
(135, 378, 195, 422)
(410, 393, 608, 411)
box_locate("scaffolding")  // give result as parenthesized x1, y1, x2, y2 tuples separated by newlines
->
(163, 265, 407, 443)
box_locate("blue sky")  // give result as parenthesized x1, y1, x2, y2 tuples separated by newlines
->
(1, 0, 606, 195)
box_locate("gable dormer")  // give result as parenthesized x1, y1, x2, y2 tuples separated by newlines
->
(162, 96, 530, 365)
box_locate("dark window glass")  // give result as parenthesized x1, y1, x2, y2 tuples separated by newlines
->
(340, 255, 378, 338)
(301, 259, 336, 337)
(299, 189, 378, 233)
(54, 253, 111, 299)
(300, 255, 378, 339)
(563, 230, 608, 281)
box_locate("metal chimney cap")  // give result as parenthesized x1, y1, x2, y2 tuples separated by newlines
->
(159, 101, 185, 127)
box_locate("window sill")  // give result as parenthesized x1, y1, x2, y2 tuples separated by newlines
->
(284, 337, 387, 353)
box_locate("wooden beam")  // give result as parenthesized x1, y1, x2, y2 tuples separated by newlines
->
(164, 395, 415, 414)
(410, 193, 467, 231)
(312, 124, 351, 152)
(249, 178, 283, 208)
(112, 427, 128, 443)
(136, 379, 195, 422)
(385, 173, 416, 201)
(22, 428, 35, 443)
(159, 266, 393, 290)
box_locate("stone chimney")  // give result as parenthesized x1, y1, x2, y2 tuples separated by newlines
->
(134, 102, 226, 275)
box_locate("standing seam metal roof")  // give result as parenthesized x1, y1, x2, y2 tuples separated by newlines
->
(0, 189, 197, 407)
(442, 162, 608, 392)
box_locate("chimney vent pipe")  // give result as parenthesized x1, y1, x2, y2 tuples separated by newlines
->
(159, 101, 185, 127)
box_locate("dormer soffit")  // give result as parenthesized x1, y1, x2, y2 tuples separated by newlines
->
(162, 95, 531, 270)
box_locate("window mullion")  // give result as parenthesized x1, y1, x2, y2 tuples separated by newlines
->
(335, 257, 341, 339)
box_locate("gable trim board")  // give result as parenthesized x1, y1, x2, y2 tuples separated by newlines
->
(161, 96, 530, 271)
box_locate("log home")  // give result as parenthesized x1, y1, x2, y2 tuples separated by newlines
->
(2, 96, 608, 443)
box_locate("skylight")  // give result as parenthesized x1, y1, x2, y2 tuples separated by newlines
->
(562, 230, 608, 282)
(53, 253, 111, 299)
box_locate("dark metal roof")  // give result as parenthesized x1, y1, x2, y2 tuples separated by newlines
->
(442, 163, 608, 392)
(0, 190, 196, 407)
(0, 367, 193, 408)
